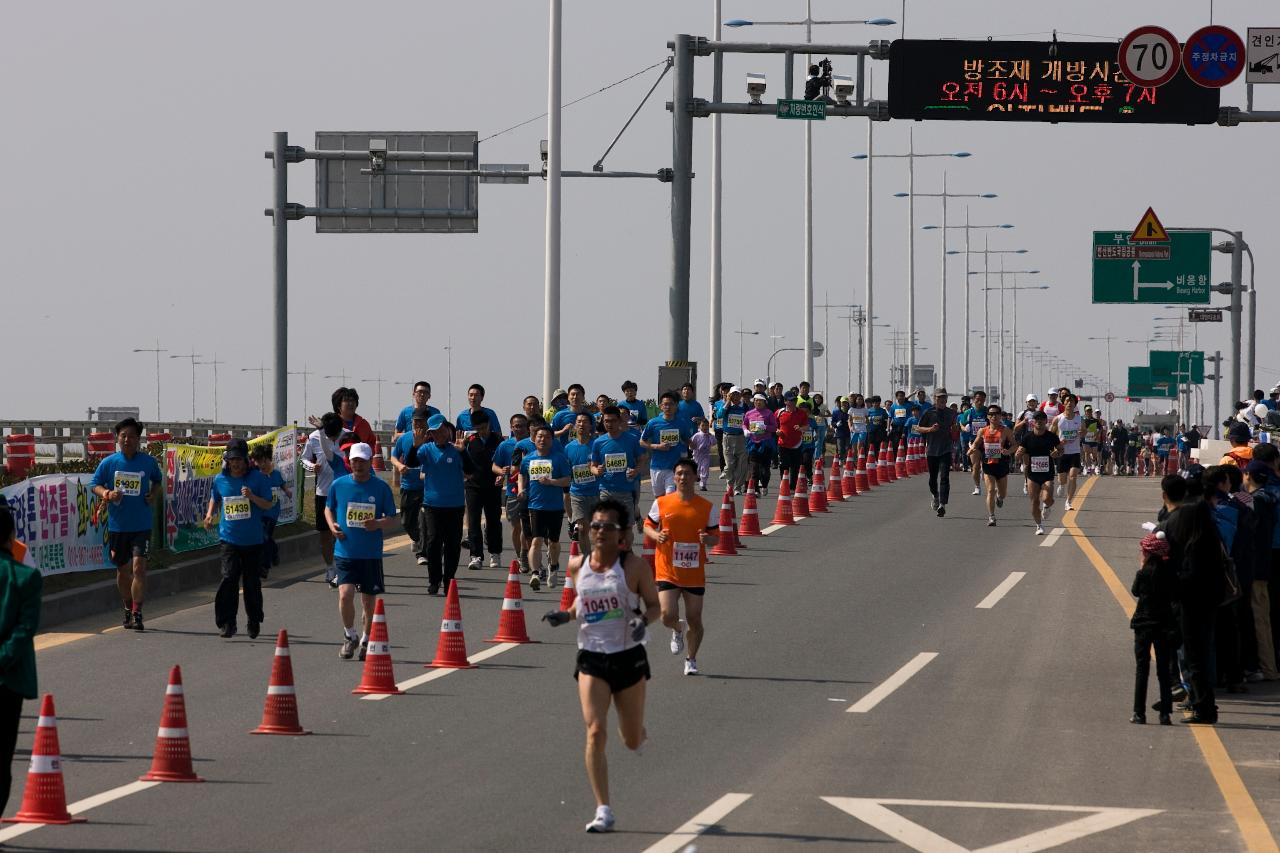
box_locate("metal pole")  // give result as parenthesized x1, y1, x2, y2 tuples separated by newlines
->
(1245, 240, 1255, 395)
(543, 0, 562, 406)
(802, 2, 814, 385)
(709, 0, 723, 401)
(823, 291, 829, 392)
(1230, 231, 1242, 405)
(983, 236, 990, 396)
(272, 132, 288, 426)
(863, 111, 874, 394)
(856, 315, 865, 393)
(906, 126, 915, 392)
(671, 34, 695, 361)
(963, 208, 970, 393)
(999, 257, 1005, 398)
(939, 171, 948, 389)
(1012, 279, 1018, 397)
(1213, 350, 1222, 438)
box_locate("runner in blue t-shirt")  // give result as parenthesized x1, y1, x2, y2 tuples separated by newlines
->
(676, 383, 705, 432)
(393, 381, 441, 438)
(493, 414, 537, 573)
(411, 414, 467, 596)
(592, 406, 647, 534)
(565, 413, 600, 555)
(89, 417, 163, 631)
(520, 424, 572, 590)
(455, 383, 503, 438)
(202, 439, 275, 639)
(249, 443, 290, 580)
(619, 380, 650, 434)
(641, 392, 695, 498)
(325, 442, 399, 660)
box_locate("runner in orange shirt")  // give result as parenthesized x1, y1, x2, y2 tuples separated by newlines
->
(643, 458, 719, 675)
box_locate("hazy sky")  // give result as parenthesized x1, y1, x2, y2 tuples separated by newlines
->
(3, 0, 1274, 428)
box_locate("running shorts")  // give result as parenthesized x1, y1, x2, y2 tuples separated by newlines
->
(575, 645, 650, 693)
(108, 530, 150, 567)
(529, 509, 564, 542)
(334, 557, 386, 595)
(983, 460, 1010, 480)
(314, 494, 330, 533)
(656, 581, 706, 596)
(1059, 453, 1082, 472)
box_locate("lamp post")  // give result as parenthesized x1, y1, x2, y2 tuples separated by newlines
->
(443, 338, 454, 419)
(199, 354, 226, 424)
(1089, 332, 1120, 397)
(727, 9, 895, 388)
(733, 325, 759, 382)
(981, 280, 1047, 399)
(543, 0, 562, 407)
(287, 362, 311, 425)
(816, 293, 857, 393)
(360, 375, 388, 428)
(894, 176, 995, 389)
(927, 216, 1012, 393)
(853, 137, 970, 395)
(990, 262, 1041, 399)
(169, 349, 203, 423)
(131, 340, 167, 421)
(962, 244, 1026, 396)
(242, 364, 270, 426)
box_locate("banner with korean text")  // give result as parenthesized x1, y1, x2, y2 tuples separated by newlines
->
(0, 474, 111, 575)
(164, 427, 299, 553)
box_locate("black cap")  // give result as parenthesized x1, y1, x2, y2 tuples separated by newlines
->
(412, 405, 434, 422)
(223, 438, 250, 460)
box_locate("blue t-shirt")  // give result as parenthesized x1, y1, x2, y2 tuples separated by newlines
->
(565, 440, 599, 497)
(394, 403, 440, 434)
(262, 469, 286, 521)
(914, 399, 934, 413)
(90, 451, 163, 533)
(677, 399, 706, 431)
(392, 433, 422, 492)
(521, 452, 571, 511)
(720, 403, 748, 437)
(212, 469, 272, 546)
(416, 441, 465, 508)
(592, 432, 643, 493)
(799, 417, 818, 451)
(327, 474, 397, 560)
(867, 407, 889, 434)
(1155, 435, 1175, 456)
(619, 399, 649, 432)
(905, 416, 921, 435)
(551, 407, 588, 445)
(493, 437, 537, 497)
(455, 407, 502, 438)
(643, 416, 693, 470)
(889, 401, 911, 427)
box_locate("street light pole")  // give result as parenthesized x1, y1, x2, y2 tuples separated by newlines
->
(709, 0, 723, 402)
(169, 350, 203, 423)
(242, 364, 270, 426)
(543, 0, 562, 407)
(287, 362, 311, 424)
(733, 325, 759, 381)
(199, 354, 225, 424)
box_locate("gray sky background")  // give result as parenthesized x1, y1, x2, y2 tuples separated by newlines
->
(3, 0, 1274, 427)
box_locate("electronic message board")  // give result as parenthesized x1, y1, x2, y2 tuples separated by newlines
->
(888, 40, 1221, 123)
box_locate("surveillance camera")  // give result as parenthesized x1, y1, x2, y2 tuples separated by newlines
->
(746, 72, 767, 105)
(368, 138, 387, 157)
(832, 75, 854, 105)
(540, 139, 549, 166)
(368, 138, 387, 174)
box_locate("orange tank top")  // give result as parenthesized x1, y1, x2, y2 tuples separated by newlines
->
(647, 493, 715, 587)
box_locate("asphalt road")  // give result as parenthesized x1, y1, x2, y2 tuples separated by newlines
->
(7, 468, 1277, 852)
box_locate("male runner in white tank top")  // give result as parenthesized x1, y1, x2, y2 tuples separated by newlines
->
(1051, 394, 1084, 511)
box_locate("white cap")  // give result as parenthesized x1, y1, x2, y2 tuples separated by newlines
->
(348, 442, 373, 461)
(753, 378, 766, 386)
(752, 392, 767, 401)
(1026, 393, 1038, 402)
(728, 385, 741, 394)
(1047, 387, 1058, 396)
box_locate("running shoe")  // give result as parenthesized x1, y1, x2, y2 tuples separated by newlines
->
(340, 636, 358, 659)
(1055, 484, 1064, 498)
(1042, 504, 1052, 523)
(931, 496, 939, 511)
(684, 658, 699, 676)
(122, 609, 134, 630)
(1035, 524, 1045, 536)
(987, 516, 996, 527)
(416, 556, 428, 566)
(670, 627, 685, 655)
(547, 569, 559, 589)
(358, 639, 368, 662)
(1065, 500, 1074, 512)
(248, 622, 260, 640)
(529, 570, 542, 591)
(518, 557, 530, 574)
(585, 807, 615, 833)
(996, 496, 1004, 509)
(488, 555, 500, 568)
(971, 487, 981, 496)
(936, 505, 946, 517)
(220, 623, 237, 639)
(132, 611, 145, 632)
(467, 556, 483, 571)
(325, 567, 338, 589)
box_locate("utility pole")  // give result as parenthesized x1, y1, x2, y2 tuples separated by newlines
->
(198, 354, 225, 424)
(1207, 350, 1222, 438)
(543, 0, 563, 407)
(708, 0, 723, 402)
(131, 339, 167, 422)
(288, 363, 312, 425)
(360, 374, 388, 428)
(169, 349, 203, 423)
(816, 294, 856, 394)
(242, 364, 270, 426)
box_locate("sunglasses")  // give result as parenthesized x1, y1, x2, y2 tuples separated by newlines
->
(589, 521, 621, 532)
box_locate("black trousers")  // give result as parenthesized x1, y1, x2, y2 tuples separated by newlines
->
(464, 486, 503, 558)
(927, 453, 952, 505)
(715, 428, 726, 469)
(1215, 602, 1244, 686)
(1180, 605, 1218, 718)
(0, 687, 22, 817)
(216, 542, 264, 629)
(400, 489, 425, 557)
(1134, 626, 1175, 715)
(747, 444, 774, 490)
(424, 505, 465, 588)
(260, 518, 279, 573)
(778, 446, 805, 489)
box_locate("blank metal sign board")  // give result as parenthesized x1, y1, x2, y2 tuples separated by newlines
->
(315, 132, 478, 234)
(1247, 28, 1280, 83)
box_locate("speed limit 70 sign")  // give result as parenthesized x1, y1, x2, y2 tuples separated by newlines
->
(1119, 25, 1182, 87)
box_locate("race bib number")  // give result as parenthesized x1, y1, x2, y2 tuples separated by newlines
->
(528, 460, 554, 480)
(223, 496, 251, 522)
(272, 487, 283, 506)
(114, 471, 142, 497)
(970, 417, 987, 434)
(673, 541, 701, 569)
(571, 464, 595, 486)
(660, 428, 680, 446)
(580, 588, 624, 624)
(345, 501, 375, 528)
(727, 413, 744, 430)
(851, 415, 867, 430)
(749, 420, 764, 435)
(1030, 456, 1050, 474)
(802, 429, 815, 445)
(894, 408, 907, 419)
(984, 441, 1002, 460)
(1061, 428, 1079, 444)
(604, 453, 628, 475)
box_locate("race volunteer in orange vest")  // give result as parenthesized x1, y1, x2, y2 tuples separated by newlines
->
(1220, 422, 1255, 468)
(643, 458, 718, 676)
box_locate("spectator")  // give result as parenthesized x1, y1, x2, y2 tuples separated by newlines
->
(1164, 493, 1228, 724)
(0, 505, 41, 818)
(1131, 531, 1178, 725)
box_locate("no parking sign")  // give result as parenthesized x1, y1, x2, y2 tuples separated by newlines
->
(1183, 25, 1246, 87)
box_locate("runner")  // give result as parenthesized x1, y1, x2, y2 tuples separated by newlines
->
(461, 415, 503, 569)
(719, 387, 749, 495)
(915, 389, 958, 517)
(888, 390, 910, 460)
(1127, 427, 1143, 477)
(591, 405, 647, 535)
(324, 443, 398, 660)
(1110, 420, 1130, 476)
(798, 402, 819, 478)
(566, 413, 600, 557)
(249, 443, 289, 579)
(1016, 411, 1062, 535)
(202, 439, 275, 638)
(332, 387, 380, 458)
(89, 417, 163, 631)
(301, 412, 348, 586)
(411, 414, 466, 596)
(676, 382, 705, 432)
(1050, 393, 1084, 511)
(392, 381, 440, 441)
(776, 392, 808, 489)
(690, 418, 715, 490)
(390, 407, 428, 566)
(865, 395, 888, 462)
(1081, 404, 1103, 475)
(640, 391, 693, 498)
(960, 390, 988, 494)
(538, 497, 660, 834)
(455, 383, 503, 437)
(979, 405, 1014, 526)
(743, 393, 778, 496)
(618, 381, 649, 434)
(493, 414, 536, 572)
(831, 396, 851, 463)
(520, 424, 572, 591)
(643, 458, 719, 676)
(552, 384, 588, 444)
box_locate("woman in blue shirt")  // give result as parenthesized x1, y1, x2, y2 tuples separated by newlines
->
(520, 425, 572, 590)
(203, 439, 275, 639)
(410, 414, 467, 596)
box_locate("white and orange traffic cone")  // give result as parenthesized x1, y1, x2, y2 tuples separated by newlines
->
(809, 463, 829, 513)
(740, 480, 764, 536)
(253, 630, 311, 735)
(792, 471, 811, 519)
(2, 695, 86, 823)
(490, 564, 536, 644)
(709, 496, 738, 556)
(353, 598, 403, 695)
(771, 477, 796, 526)
(428, 580, 476, 668)
(828, 457, 845, 502)
(558, 559, 578, 610)
(141, 666, 204, 782)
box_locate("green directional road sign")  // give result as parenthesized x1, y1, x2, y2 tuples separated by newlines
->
(1092, 231, 1212, 304)
(1128, 366, 1177, 398)
(776, 99, 826, 120)
(1149, 349, 1205, 384)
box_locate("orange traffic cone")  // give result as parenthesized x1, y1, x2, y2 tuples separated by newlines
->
(724, 490, 745, 549)
(792, 471, 811, 519)
(558, 558, 578, 610)
(739, 480, 764, 536)
(428, 580, 476, 668)
(141, 665, 204, 782)
(863, 444, 877, 488)
(884, 443, 898, 482)
(3, 695, 86, 823)
(641, 539, 657, 574)
(912, 437, 924, 475)
(253, 630, 311, 735)
(828, 457, 844, 502)
(896, 441, 908, 479)
(710, 496, 738, 556)
(809, 463, 829, 513)
(490, 563, 536, 644)
(843, 449, 859, 496)
(353, 598, 403, 695)
(770, 476, 796, 525)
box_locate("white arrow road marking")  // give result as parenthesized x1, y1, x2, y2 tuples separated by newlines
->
(643, 792, 753, 853)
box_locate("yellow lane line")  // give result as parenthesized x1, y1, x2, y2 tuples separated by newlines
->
(35, 633, 94, 652)
(1065, 476, 1278, 853)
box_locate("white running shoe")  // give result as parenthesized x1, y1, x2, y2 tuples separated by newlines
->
(529, 571, 542, 591)
(1036, 523, 1045, 535)
(1065, 500, 1074, 512)
(670, 625, 685, 655)
(684, 658, 699, 676)
(416, 556, 428, 566)
(585, 806, 615, 833)
(1055, 484, 1064, 498)
(547, 569, 558, 589)
(467, 556, 483, 570)
(488, 555, 500, 568)
(987, 516, 996, 527)
(1042, 504, 1052, 523)
(972, 487, 981, 496)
